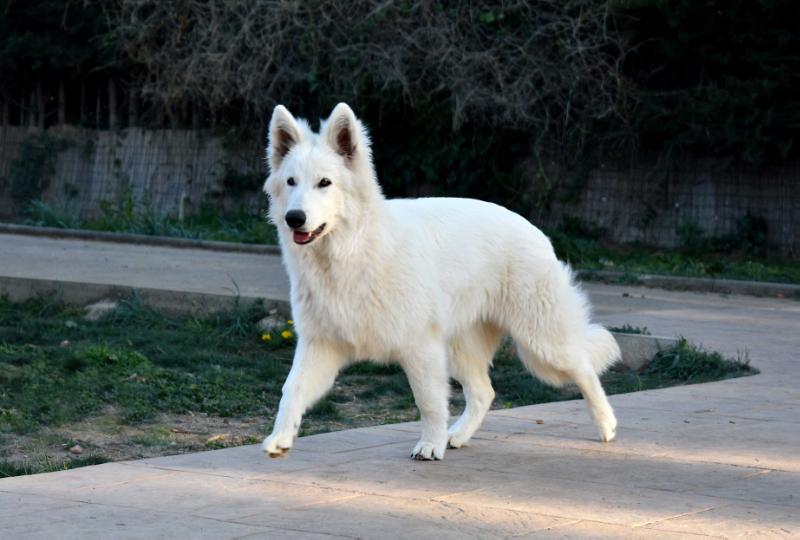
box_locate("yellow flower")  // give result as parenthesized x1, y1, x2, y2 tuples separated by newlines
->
(281, 330, 294, 339)
(261, 333, 272, 342)
(287, 319, 294, 325)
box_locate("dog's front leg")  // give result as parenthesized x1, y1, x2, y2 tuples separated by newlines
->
(399, 341, 450, 461)
(262, 338, 346, 458)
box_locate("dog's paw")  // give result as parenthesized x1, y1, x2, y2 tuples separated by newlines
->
(446, 431, 469, 449)
(598, 415, 617, 443)
(410, 439, 446, 461)
(262, 433, 293, 458)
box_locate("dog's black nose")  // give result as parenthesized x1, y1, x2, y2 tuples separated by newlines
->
(285, 210, 306, 229)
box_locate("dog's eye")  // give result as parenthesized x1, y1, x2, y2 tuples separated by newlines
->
(287, 177, 295, 186)
(318, 178, 332, 188)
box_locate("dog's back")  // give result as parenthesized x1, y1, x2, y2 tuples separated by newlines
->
(385, 196, 558, 290)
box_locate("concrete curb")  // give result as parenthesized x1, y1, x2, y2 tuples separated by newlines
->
(610, 332, 678, 370)
(577, 269, 800, 299)
(0, 222, 281, 255)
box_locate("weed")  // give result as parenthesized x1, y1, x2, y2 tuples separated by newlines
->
(129, 427, 173, 447)
(608, 325, 651, 335)
(0, 455, 110, 478)
(25, 200, 83, 229)
(644, 339, 755, 383)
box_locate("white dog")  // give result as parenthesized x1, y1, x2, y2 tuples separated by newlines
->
(261, 103, 620, 460)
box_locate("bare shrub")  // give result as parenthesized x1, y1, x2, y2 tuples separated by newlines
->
(103, 1, 631, 152)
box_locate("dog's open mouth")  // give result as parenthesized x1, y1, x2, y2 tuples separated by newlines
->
(293, 223, 326, 245)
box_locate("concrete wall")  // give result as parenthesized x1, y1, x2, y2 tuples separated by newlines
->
(1, 126, 797, 256)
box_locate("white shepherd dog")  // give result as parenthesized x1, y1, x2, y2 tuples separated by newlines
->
(261, 103, 620, 461)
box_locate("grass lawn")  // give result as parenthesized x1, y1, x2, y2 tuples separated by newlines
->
(23, 200, 278, 246)
(0, 295, 756, 478)
(548, 228, 800, 285)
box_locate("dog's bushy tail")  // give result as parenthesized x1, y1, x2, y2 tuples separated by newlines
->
(586, 324, 621, 375)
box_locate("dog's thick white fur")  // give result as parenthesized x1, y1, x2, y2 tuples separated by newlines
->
(261, 103, 620, 461)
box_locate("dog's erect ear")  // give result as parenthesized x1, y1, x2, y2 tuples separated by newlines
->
(324, 103, 359, 161)
(268, 105, 302, 172)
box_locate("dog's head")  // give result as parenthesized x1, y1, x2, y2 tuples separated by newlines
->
(263, 103, 376, 248)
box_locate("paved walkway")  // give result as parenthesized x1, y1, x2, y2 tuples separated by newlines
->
(0, 232, 798, 538)
(0, 232, 289, 311)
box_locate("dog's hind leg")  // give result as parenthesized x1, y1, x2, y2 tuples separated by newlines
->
(447, 323, 503, 448)
(516, 344, 617, 442)
(399, 340, 450, 460)
(565, 359, 617, 442)
(508, 262, 619, 442)
(262, 338, 349, 458)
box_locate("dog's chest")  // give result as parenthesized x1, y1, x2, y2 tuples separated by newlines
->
(293, 271, 404, 360)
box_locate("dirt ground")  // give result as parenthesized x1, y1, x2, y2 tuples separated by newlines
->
(0, 392, 433, 468)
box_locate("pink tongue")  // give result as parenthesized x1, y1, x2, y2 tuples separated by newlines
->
(294, 231, 311, 243)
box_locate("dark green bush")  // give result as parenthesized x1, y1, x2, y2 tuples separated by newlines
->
(615, 0, 800, 165)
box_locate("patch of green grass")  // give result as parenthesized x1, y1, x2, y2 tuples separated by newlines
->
(342, 361, 403, 375)
(608, 325, 651, 335)
(391, 396, 417, 411)
(129, 427, 173, 447)
(0, 294, 295, 435)
(0, 455, 110, 478)
(643, 339, 754, 383)
(546, 221, 800, 284)
(601, 339, 757, 395)
(351, 375, 412, 401)
(23, 200, 278, 245)
(307, 398, 340, 420)
(586, 249, 800, 284)
(0, 294, 757, 477)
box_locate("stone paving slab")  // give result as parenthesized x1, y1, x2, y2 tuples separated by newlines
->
(1, 233, 799, 538)
(2, 371, 798, 540)
(2, 401, 797, 539)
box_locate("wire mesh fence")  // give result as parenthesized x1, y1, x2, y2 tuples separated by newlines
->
(1, 126, 797, 256)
